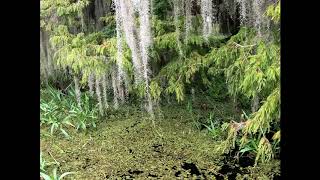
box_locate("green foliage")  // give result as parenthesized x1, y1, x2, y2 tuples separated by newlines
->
(186, 100, 202, 130)
(150, 81, 162, 102)
(254, 137, 274, 165)
(68, 88, 98, 130)
(152, 0, 172, 20)
(40, 151, 60, 173)
(212, 27, 280, 165)
(186, 4, 281, 163)
(271, 130, 280, 155)
(165, 77, 185, 102)
(40, 86, 98, 138)
(272, 130, 280, 144)
(135, 82, 147, 99)
(154, 32, 178, 51)
(215, 122, 239, 154)
(100, 15, 117, 38)
(40, 152, 47, 172)
(40, 168, 75, 180)
(266, 1, 280, 23)
(41, 0, 281, 167)
(203, 113, 223, 140)
(152, 33, 229, 103)
(239, 138, 259, 155)
(205, 73, 229, 101)
(41, 0, 89, 31)
(44, 69, 73, 89)
(50, 27, 108, 83)
(243, 88, 280, 136)
(95, 37, 133, 76)
(152, 18, 175, 36)
(40, 87, 75, 138)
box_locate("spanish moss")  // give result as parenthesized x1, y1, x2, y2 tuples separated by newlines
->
(95, 74, 104, 115)
(88, 73, 95, 96)
(201, 0, 213, 40)
(102, 73, 109, 109)
(73, 75, 82, 108)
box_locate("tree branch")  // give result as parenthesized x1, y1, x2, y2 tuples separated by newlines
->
(232, 42, 256, 48)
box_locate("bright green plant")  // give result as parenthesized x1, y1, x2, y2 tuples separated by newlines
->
(239, 138, 259, 156)
(48, 118, 74, 138)
(40, 95, 75, 138)
(40, 151, 60, 173)
(210, 1, 281, 165)
(40, 152, 47, 172)
(67, 88, 98, 130)
(203, 113, 222, 139)
(271, 130, 280, 155)
(41, 86, 98, 138)
(40, 168, 75, 180)
(266, 1, 280, 22)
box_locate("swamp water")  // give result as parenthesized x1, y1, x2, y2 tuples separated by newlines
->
(41, 103, 280, 179)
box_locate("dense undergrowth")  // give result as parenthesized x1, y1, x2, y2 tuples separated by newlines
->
(40, 0, 280, 179)
(41, 86, 98, 138)
(41, 87, 280, 179)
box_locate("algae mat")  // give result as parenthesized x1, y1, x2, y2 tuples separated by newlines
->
(40, 106, 279, 179)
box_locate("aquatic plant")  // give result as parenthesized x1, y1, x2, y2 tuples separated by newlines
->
(40, 168, 75, 180)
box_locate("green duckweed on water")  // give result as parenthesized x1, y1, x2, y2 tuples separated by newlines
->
(41, 102, 280, 179)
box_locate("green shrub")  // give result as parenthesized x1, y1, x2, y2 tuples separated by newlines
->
(40, 86, 98, 138)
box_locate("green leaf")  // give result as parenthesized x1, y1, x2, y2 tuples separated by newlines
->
(50, 123, 58, 135)
(40, 172, 52, 180)
(239, 146, 254, 154)
(60, 128, 70, 138)
(53, 168, 58, 179)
